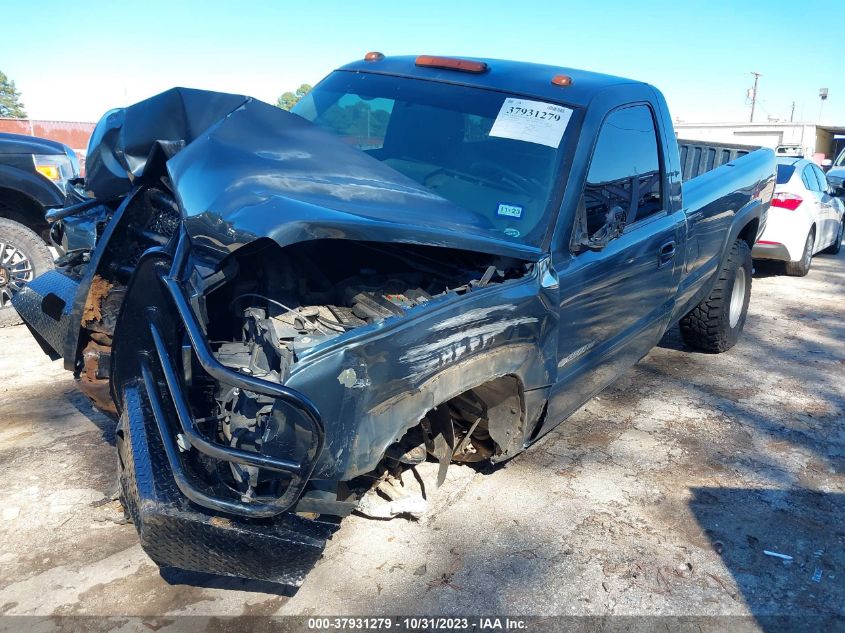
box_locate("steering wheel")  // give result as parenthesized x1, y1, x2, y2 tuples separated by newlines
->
(469, 161, 544, 196)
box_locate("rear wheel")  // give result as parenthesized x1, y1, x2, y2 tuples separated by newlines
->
(680, 239, 752, 353)
(785, 229, 815, 276)
(0, 218, 54, 328)
(821, 216, 843, 255)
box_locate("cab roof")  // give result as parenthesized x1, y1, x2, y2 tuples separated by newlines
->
(337, 55, 643, 107)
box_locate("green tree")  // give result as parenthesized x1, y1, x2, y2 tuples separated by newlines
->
(320, 101, 390, 144)
(276, 83, 312, 111)
(0, 71, 27, 118)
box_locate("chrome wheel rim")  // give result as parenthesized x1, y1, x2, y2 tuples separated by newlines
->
(0, 241, 34, 309)
(729, 266, 746, 328)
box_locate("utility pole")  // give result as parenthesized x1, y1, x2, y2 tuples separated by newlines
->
(749, 72, 761, 123)
(790, 101, 795, 123)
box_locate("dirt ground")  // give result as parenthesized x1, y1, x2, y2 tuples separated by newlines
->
(0, 251, 843, 629)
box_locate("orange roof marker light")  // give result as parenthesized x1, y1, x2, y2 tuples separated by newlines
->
(551, 74, 574, 87)
(364, 51, 385, 61)
(415, 55, 488, 74)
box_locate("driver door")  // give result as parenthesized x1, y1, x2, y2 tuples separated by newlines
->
(546, 104, 685, 424)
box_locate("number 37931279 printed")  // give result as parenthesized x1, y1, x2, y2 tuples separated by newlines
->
(489, 97, 573, 148)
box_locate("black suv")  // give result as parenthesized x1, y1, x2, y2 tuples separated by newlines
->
(0, 132, 79, 325)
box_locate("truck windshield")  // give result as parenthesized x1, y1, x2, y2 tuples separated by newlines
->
(292, 71, 575, 245)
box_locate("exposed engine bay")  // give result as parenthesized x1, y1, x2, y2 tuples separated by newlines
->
(210, 241, 519, 368)
(197, 239, 529, 506)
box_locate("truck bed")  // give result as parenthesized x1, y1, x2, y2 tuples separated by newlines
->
(678, 139, 762, 181)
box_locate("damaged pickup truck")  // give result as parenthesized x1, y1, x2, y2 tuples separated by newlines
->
(14, 54, 775, 586)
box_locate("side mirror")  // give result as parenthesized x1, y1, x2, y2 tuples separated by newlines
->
(604, 206, 627, 240)
(574, 206, 626, 252)
(833, 186, 845, 198)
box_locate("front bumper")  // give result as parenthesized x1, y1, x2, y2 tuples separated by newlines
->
(751, 241, 792, 262)
(11, 269, 79, 359)
(111, 235, 340, 584)
(118, 378, 337, 585)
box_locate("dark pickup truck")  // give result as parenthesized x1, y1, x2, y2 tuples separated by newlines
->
(0, 133, 79, 325)
(13, 54, 775, 586)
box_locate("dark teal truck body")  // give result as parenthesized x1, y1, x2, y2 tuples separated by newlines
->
(13, 55, 775, 586)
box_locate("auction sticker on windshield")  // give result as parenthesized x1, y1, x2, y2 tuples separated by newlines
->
(489, 98, 573, 148)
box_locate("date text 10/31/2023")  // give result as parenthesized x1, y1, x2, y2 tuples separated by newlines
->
(306, 617, 529, 630)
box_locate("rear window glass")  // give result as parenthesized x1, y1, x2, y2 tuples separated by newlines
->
(776, 164, 795, 184)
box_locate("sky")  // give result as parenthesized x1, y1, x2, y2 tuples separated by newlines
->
(1, 0, 842, 125)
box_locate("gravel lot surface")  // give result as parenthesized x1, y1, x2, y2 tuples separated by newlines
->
(0, 252, 843, 629)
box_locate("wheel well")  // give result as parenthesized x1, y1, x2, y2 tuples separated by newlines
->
(0, 187, 48, 241)
(389, 374, 525, 467)
(737, 218, 759, 250)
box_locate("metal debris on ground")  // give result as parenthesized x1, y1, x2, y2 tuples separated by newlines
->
(811, 548, 824, 582)
(763, 550, 793, 561)
(356, 468, 428, 519)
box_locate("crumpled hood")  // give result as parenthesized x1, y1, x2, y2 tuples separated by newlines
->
(84, 88, 250, 199)
(85, 87, 542, 262)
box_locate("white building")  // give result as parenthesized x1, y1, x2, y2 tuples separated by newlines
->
(674, 121, 845, 162)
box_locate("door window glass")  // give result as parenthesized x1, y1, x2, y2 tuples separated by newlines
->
(580, 105, 663, 239)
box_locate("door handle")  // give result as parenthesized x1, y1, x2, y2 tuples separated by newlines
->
(658, 241, 676, 268)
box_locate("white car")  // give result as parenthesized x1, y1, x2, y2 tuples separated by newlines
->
(752, 157, 844, 276)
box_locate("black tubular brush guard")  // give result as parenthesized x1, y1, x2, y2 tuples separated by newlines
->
(112, 229, 335, 585)
(115, 229, 325, 518)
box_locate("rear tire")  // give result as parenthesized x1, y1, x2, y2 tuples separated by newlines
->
(0, 217, 54, 328)
(821, 216, 843, 255)
(680, 239, 752, 353)
(785, 229, 815, 276)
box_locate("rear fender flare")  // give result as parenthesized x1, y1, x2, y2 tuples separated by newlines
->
(727, 197, 765, 251)
(695, 198, 764, 303)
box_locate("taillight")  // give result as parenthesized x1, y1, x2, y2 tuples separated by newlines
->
(771, 192, 802, 210)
